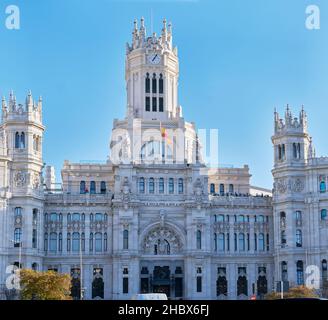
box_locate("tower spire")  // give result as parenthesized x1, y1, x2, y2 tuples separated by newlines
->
(162, 18, 167, 43)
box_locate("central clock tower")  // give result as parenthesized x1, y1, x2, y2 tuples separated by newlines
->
(125, 18, 180, 121)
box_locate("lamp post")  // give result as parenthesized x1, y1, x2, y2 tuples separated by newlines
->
(276, 243, 288, 299)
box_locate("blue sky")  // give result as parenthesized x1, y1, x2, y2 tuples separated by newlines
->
(0, 0, 328, 189)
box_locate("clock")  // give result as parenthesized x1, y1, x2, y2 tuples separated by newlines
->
(147, 53, 161, 65)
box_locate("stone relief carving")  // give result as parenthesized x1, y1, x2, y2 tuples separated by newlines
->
(143, 226, 182, 255)
(14, 171, 27, 187)
(275, 178, 304, 194)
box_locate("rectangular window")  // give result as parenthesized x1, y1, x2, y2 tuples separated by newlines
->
(152, 97, 157, 112)
(152, 77, 157, 93)
(123, 277, 129, 294)
(247, 233, 250, 251)
(234, 233, 237, 251)
(32, 229, 37, 249)
(146, 77, 150, 93)
(266, 233, 270, 251)
(145, 97, 150, 111)
(196, 276, 202, 293)
(159, 97, 164, 112)
(159, 77, 163, 94)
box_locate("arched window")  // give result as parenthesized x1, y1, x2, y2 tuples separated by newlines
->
(210, 183, 215, 194)
(296, 261, 304, 285)
(278, 145, 282, 160)
(14, 228, 22, 247)
(95, 233, 102, 252)
(44, 213, 48, 223)
(219, 184, 225, 195)
(139, 178, 145, 193)
(90, 181, 96, 194)
(90, 213, 93, 222)
(50, 232, 57, 252)
(258, 215, 264, 223)
(152, 73, 157, 93)
(14, 207, 22, 216)
(281, 144, 286, 159)
(218, 233, 225, 251)
(89, 233, 93, 252)
(296, 229, 302, 247)
(80, 181, 86, 194)
(20, 132, 25, 148)
(159, 73, 163, 94)
(149, 178, 154, 194)
(238, 215, 245, 223)
(100, 181, 106, 194)
(72, 232, 80, 252)
(320, 181, 326, 193)
(104, 233, 108, 252)
(229, 184, 234, 194)
(15, 132, 20, 148)
(145, 73, 150, 93)
(159, 178, 164, 193)
(259, 233, 265, 251)
(239, 233, 245, 251)
(50, 212, 57, 222)
(196, 230, 202, 250)
(95, 213, 103, 222)
(123, 230, 129, 250)
(321, 209, 327, 220)
(217, 214, 225, 222)
(72, 213, 80, 222)
(178, 178, 184, 194)
(169, 178, 174, 194)
(67, 213, 71, 223)
(104, 213, 108, 223)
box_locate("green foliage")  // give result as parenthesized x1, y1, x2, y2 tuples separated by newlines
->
(20, 269, 72, 300)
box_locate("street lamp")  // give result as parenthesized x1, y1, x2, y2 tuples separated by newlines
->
(276, 243, 288, 299)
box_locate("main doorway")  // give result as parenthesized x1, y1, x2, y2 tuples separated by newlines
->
(140, 262, 184, 299)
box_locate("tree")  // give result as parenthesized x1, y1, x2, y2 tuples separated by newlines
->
(265, 285, 319, 300)
(20, 269, 72, 300)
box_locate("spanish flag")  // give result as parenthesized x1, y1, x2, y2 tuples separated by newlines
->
(160, 122, 173, 145)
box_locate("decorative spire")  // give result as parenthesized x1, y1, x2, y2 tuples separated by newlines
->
(161, 18, 167, 43)
(139, 17, 146, 43)
(26, 90, 33, 111)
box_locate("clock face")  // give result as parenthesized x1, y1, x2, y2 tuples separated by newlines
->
(147, 53, 161, 65)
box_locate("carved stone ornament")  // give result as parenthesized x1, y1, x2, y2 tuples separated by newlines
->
(291, 178, 304, 193)
(276, 179, 287, 194)
(143, 226, 182, 255)
(14, 171, 27, 187)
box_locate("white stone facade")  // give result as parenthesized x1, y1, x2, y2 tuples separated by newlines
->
(0, 19, 327, 300)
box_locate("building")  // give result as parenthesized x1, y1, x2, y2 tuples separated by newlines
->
(0, 18, 327, 300)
